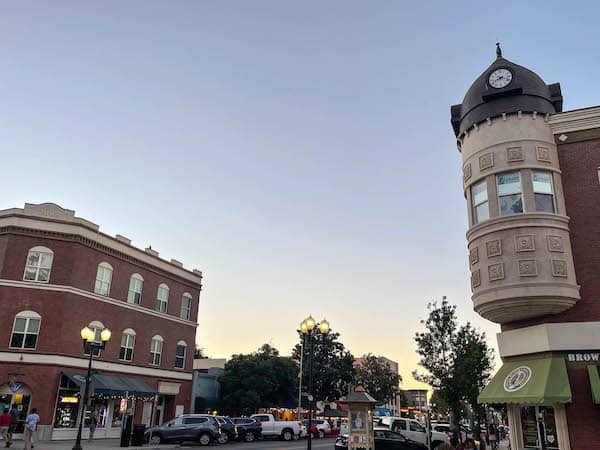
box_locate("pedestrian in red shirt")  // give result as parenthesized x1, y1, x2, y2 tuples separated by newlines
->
(0, 408, 12, 447)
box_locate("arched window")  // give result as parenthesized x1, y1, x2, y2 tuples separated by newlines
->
(175, 340, 187, 369)
(23, 246, 54, 282)
(156, 284, 169, 313)
(9, 311, 41, 350)
(94, 262, 113, 296)
(85, 320, 105, 356)
(150, 335, 163, 366)
(119, 328, 136, 361)
(180, 293, 193, 320)
(127, 274, 144, 305)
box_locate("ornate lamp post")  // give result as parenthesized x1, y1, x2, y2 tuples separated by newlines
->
(72, 325, 111, 450)
(300, 315, 330, 450)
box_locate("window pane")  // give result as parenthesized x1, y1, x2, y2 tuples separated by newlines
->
(23, 269, 37, 280)
(497, 172, 521, 196)
(40, 253, 53, 268)
(499, 194, 523, 216)
(119, 347, 126, 359)
(533, 171, 553, 194)
(27, 319, 40, 334)
(535, 193, 555, 213)
(38, 268, 50, 281)
(471, 180, 488, 205)
(176, 345, 186, 357)
(10, 333, 24, 348)
(474, 203, 489, 224)
(27, 252, 40, 267)
(13, 318, 27, 333)
(24, 334, 38, 349)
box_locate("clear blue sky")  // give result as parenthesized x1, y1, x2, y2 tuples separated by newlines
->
(2, 1, 598, 388)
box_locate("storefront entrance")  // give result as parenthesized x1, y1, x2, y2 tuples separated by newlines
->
(521, 406, 559, 449)
(0, 383, 32, 435)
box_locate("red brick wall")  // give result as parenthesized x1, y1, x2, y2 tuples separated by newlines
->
(565, 365, 600, 449)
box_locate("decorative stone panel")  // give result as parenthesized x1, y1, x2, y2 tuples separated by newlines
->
(486, 239, 502, 257)
(518, 260, 538, 277)
(479, 153, 494, 171)
(488, 263, 505, 281)
(506, 147, 524, 162)
(471, 269, 481, 289)
(551, 260, 568, 277)
(536, 146, 552, 162)
(463, 163, 472, 182)
(515, 235, 535, 252)
(469, 247, 479, 266)
(547, 235, 564, 253)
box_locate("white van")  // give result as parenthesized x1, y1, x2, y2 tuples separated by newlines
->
(378, 417, 449, 448)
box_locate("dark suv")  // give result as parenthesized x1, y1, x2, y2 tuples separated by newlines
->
(198, 415, 238, 444)
(231, 417, 262, 442)
(144, 415, 220, 446)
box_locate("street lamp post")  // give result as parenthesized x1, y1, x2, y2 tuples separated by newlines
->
(300, 315, 330, 450)
(72, 325, 111, 450)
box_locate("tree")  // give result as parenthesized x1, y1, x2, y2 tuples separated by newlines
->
(354, 354, 401, 403)
(292, 330, 355, 402)
(219, 344, 298, 415)
(194, 346, 206, 359)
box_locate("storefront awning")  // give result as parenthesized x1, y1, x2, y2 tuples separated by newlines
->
(587, 366, 600, 405)
(478, 357, 571, 405)
(63, 372, 155, 398)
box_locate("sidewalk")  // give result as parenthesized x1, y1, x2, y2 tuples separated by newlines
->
(24, 440, 173, 450)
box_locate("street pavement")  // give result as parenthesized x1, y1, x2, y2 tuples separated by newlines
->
(35, 438, 336, 450)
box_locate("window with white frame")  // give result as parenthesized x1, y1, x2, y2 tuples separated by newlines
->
(533, 171, 556, 213)
(85, 320, 105, 356)
(94, 262, 113, 296)
(150, 335, 163, 365)
(127, 274, 144, 305)
(156, 284, 169, 313)
(23, 246, 54, 282)
(119, 329, 136, 361)
(9, 311, 41, 349)
(471, 179, 489, 225)
(180, 294, 192, 320)
(497, 171, 523, 216)
(175, 341, 187, 369)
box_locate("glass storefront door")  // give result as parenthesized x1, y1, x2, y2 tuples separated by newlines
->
(521, 405, 559, 449)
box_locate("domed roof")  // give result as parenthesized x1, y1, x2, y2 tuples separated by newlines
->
(451, 45, 563, 137)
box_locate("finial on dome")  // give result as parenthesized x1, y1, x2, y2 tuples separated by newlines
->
(496, 42, 502, 59)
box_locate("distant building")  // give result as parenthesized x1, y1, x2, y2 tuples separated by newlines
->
(191, 358, 226, 413)
(0, 203, 202, 440)
(353, 356, 402, 415)
(399, 389, 428, 419)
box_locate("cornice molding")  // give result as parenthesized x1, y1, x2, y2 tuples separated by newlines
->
(549, 106, 600, 134)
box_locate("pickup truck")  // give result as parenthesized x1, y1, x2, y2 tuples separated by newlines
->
(250, 414, 302, 441)
(378, 417, 450, 449)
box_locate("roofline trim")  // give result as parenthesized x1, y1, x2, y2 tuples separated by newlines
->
(549, 106, 600, 134)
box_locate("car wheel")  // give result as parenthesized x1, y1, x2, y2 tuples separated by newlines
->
(149, 434, 163, 445)
(318, 429, 325, 439)
(244, 432, 255, 442)
(218, 432, 230, 444)
(433, 442, 445, 450)
(198, 433, 212, 446)
(282, 429, 293, 441)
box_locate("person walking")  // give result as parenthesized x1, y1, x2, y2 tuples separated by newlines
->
(88, 412, 98, 442)
(488, 424, 498, 450)
(0, 408, 12, 447)
(23, 409, 39, 450)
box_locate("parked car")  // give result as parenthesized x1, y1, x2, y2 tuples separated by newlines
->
(197, 415, 238, 443)
(230, 417, 262, 442)
(144, 414, 220, 446)
(378, 417, 449, 449)
(250, 413, 302, 441)
(302, 419, 331, 438)
(431, 421, 473, 442)
(335, 427, 427, 449)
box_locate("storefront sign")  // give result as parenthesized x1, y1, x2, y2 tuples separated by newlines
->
(119, 398, 127, 414)
(8, 382, 23, 393)
(60, 396, 79, 404)
(503, 366, 532, 392)
(567, 352, 600, 363)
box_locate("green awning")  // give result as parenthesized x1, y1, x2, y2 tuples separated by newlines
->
(478, 357, 571, 404)
(587, 366, 600, 405)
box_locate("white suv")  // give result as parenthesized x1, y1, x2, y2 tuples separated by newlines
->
(379, 417, 449, 449)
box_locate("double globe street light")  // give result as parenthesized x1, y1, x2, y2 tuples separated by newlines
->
(73, 325, 111, 450)
(299, 315, 330, 450)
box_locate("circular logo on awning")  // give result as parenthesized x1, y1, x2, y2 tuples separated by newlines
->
(503, 366, 532, 392)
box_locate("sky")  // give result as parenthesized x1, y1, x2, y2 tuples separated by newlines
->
(2, 1, 599, 390)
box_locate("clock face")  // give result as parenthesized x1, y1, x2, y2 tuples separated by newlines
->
(488, 68, 512, 88)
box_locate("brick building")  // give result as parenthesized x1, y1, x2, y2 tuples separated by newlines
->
(451, 45, 600, 450)
(0, 203, 203, 440)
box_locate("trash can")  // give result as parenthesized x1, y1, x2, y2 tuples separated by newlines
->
(131, 424, 146, 446)
(120, 414, 133, 447)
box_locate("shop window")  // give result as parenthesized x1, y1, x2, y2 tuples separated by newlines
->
(84, 321, 105, 357)
(180, 293, 192, 320)
(23, 246, 54, 282)
(54, 375, 81, 428)
(150, 335, 163, 366)
(156, 284, 169, 313)
(9, 311, 41, 350)
(520, 405, 558, 449)
(471, 179, 489, 224)
(175, 341, 187, 369)
(497, 171, 523, 216)
(119, 329, 136, 362)
(127, 274, 143, 305)
(94, 262, 113, 296)
(533, 171, 556, 213)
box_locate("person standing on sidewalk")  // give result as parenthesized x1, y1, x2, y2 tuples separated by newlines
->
(23, 409, 39, 450)
(88, 412, 98, 442)
(0, 408, 12, 447)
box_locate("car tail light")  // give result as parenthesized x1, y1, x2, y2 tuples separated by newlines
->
(298, 422, 302, 427)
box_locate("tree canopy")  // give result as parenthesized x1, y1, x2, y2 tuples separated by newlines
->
(354, 354, 401, 403)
